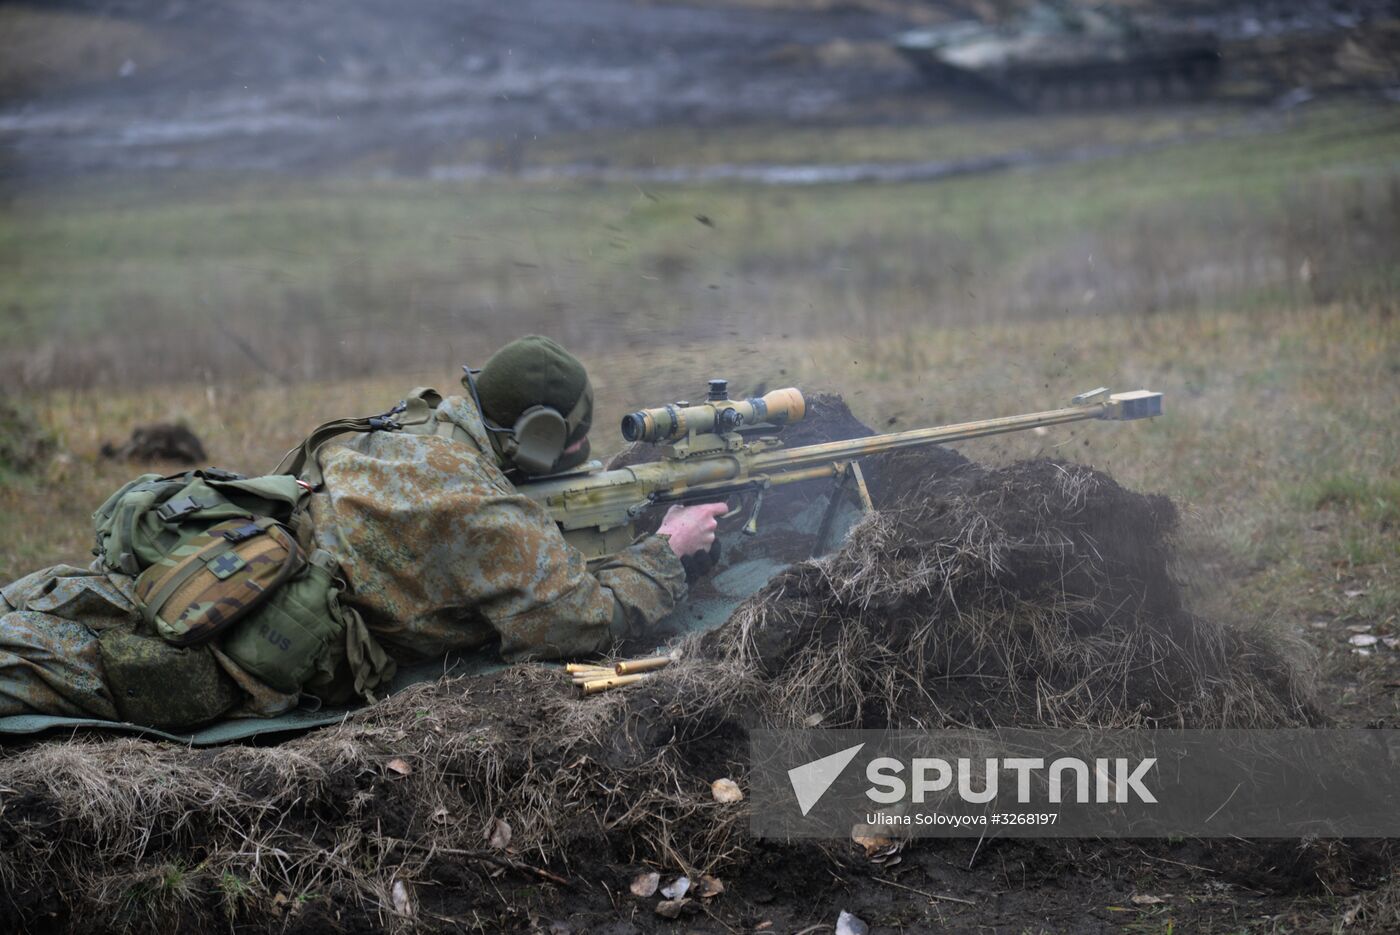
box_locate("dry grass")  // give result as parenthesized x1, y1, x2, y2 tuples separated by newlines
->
(0, 657, 761, 930)
(1, 306, 1393, 930)
(701, 457, 1318, 732)
(6, 302, 1394, 583)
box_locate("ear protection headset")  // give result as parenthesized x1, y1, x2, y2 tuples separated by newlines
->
(462, 365, 592, 475)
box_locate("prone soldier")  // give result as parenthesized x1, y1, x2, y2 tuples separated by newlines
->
(0, 336, 725, 726)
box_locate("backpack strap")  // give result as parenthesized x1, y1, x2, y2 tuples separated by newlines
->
(98, 476, 188, 575)
(273, 390, 441, 488)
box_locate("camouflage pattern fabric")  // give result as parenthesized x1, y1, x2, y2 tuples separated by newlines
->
(0, 563, 132, 719)
(97, 629, 242, 728)
(133, 516, 300, 645)
(309, 393, 688, 663)
(0, 560, 306, 721)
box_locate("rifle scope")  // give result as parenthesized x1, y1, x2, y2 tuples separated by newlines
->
(621, 384, 806, 444)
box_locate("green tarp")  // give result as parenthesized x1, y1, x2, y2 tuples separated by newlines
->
(0, 652, 506, 745)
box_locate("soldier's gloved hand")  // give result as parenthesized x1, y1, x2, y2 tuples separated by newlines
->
(658, 502, 728, 559)
(681, 540, 723, 583)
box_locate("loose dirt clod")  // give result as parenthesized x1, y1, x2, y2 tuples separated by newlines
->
(629, 871, 660, 898)
(99, 423, 207, 464)
(0, 395, 1329, 932)
(710, 778, 743, 803)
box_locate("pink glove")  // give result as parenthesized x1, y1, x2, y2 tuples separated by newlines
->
(657, 502, 728, 558)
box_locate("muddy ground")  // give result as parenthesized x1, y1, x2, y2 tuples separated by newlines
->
(0, 0, 908, 177)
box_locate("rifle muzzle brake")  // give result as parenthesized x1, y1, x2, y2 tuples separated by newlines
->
(621, 386, 806, 444)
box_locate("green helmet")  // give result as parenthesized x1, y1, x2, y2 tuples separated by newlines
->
(463, 335, 594, 476)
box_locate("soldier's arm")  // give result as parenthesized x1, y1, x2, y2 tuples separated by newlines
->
(478, 497, 688, 662)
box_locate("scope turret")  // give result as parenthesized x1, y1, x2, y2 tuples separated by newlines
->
(621, 386, 806, 444)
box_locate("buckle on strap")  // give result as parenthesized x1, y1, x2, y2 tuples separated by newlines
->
(367, 400, 408, 432)
(156, 494, 215, 522)
(220, 521, 266, 543)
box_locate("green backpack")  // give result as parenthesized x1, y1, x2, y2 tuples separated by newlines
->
(92, 468, 306, 575)
(92, 467, 396, 727)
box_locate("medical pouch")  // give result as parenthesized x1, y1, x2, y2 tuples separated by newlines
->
(133, 516, 304, 646)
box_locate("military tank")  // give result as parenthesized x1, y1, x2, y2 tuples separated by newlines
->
(894, 2, 1221, 109)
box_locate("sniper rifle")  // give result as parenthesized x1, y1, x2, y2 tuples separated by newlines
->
(516, 380, 1162, 564)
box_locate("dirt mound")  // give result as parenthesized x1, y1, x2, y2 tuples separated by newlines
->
(0, 395, 1331, 932)
(100, 423, 208, 464)
(0, 399, 55, 477)
(704, 454, 1316, 730)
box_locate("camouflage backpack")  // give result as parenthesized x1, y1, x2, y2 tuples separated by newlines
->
(91, 467, 395, 727)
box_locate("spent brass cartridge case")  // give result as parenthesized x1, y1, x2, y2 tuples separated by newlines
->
(614, 656, 673, 676)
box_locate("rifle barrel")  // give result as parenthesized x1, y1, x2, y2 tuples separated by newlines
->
(749, 402, 1109, 475)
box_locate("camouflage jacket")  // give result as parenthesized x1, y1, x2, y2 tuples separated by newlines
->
(308, 392, 687, 663)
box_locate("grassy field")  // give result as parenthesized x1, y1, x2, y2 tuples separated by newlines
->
(3, 101, 1396, 389)
(5, 306, 1398, 716)
(1, 98, 1398, 728)
(429, 102, 1248, 169)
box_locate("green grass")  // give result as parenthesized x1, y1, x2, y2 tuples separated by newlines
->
(1296, 474, 1400, 526)
(431, 104, 1252, 170)
(1287, 473, 1400, 588)
(2, 100, 1397, 390)
(217, 870, 252, 913)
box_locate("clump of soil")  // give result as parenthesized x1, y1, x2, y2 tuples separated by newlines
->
(100, 423, 207, 464)
(0, 394, 1333, 933)
(0, 399, 55, 476)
